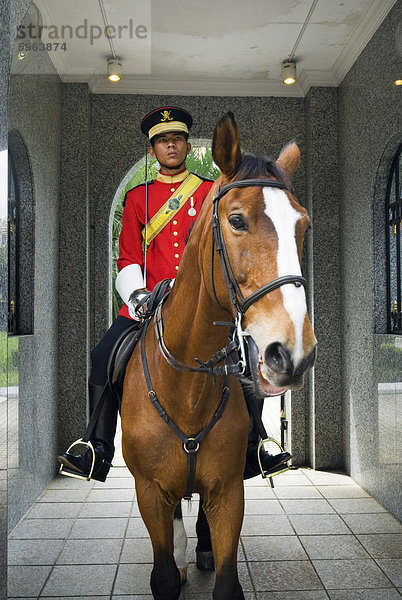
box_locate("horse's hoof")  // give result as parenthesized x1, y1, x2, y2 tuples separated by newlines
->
(196, 550, 215, 571)
(179, 566, 188, 584)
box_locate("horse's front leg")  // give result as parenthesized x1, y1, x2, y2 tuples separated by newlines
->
(196, 500, 214, 571)
(173, 501, 188, 582)
(135, 476, 181, 600)
(203, 479, 245, 600)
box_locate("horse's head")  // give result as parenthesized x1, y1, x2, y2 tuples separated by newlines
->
(210, 112, 316, 397)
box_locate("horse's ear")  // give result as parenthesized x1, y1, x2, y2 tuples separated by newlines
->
(276, 139, 300, 179)
(212, 112, 242, 177)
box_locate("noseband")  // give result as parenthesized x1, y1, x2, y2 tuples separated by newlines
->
(211, 178, 307, 315)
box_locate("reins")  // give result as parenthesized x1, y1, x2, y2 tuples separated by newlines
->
(140, 177, 308, 498)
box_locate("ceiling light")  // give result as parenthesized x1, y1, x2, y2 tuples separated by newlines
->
(282, 61, 296, 85)
(107, 59, 122, 82)
(394, 79, 402, 86)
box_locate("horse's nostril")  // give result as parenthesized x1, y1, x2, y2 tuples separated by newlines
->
(264, 342, 291, 372)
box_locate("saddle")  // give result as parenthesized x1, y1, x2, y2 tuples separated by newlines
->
(107, 278, 173, 404)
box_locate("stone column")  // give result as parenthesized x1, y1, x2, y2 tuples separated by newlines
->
(58, 83, 91, 451)
(302, 87, 343, 469)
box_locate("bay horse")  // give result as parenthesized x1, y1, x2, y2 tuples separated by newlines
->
(121, 112, 316, 600)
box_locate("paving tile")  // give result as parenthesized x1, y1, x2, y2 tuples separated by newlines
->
(112, 596, 158, 600)
(41, 564, 116, 596)
(317, 485, 370, 499)
(302, 470, 357, 485)
(57, 538, 123, 564)
(248, 560, 323, 591)
(8, 538, 64, 565)
(327, 591, 401, 600)
(376, 559, 402, 587)
(131, 501, 141, 517)
(245, 499, 284, 514)
(279, 499, 335, 514)
(120, 538, 153, 563)
(47, 476, 95, 490)
(86, 488, 135, 502)
(93, 477, 134, 489)
(8, 565, 52, 597)
(26, 502, 82, 519)
(80, 501, 132, 518)
(287, 514, 350, 535)
(37, 488, 90, 503)
(257, 592, 329, 600)
(270, 472, 313, 487)
(69, 517, 128, 539)
(108, 466, 131, 478)
(328, 498, 387, 513)
(182, 595, 256, 600)
(244, 485, 275, 499)
(341, 513, 402, 535)
(126, 517, 150, 538)
(299, 535, 369, 559)
(185, 537, 245, 562)
(274, 486, 323, 499)
(113, 563, 153, 595)
(39, 597, 111, 600)
(9, 518, 73, 539)
(242, 535, 308, 561)
(241, 515, 294, 536)
(113, 596, 154, 600)
(312, 558, 393, 589)
(183, 562, 253, 593)
(357, 534, 402, 558)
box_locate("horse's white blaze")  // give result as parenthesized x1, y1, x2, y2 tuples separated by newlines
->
(173, 516, 188, 571)
(263, 187, 307, 365)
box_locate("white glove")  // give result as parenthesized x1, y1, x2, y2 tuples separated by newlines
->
(115, 264, 146, 319)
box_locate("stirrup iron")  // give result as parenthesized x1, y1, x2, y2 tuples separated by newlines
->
(58, 439, 95, 481)
(257, 437, 290, 489)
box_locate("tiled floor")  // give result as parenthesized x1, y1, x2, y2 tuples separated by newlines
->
(7, 442, 402, 599)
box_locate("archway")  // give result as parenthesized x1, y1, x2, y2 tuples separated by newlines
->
(108, 140, 219, 322)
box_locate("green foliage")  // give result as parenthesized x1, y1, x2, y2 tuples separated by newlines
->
(0, 332, 19, 387)
(111, 147, 220, 320)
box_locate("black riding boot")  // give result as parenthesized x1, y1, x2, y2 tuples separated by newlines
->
(243, 395, 291, 480)
(58, 382, 118, 482)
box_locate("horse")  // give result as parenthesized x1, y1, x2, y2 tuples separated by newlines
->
(121, 112, 317, 600)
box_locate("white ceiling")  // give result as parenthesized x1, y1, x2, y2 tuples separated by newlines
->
(15, 0, 398, 96)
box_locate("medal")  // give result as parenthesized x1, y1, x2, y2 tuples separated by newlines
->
(188, 197, 197, 217)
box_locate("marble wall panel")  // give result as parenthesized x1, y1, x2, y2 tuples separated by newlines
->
(338, 1, 401, 519)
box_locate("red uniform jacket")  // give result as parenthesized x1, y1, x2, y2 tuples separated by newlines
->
(117, 170, 214, 318)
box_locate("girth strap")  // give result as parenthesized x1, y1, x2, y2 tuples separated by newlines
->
(141, 317, 230, 499)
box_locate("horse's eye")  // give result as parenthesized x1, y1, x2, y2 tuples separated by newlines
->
(229, 214, 248, 231)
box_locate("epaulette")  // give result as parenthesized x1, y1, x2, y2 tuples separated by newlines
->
(123, 180, 154, 207)
(190, 172, 215, 182)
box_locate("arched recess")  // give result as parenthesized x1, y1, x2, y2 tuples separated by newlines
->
(7, 129, 35, 335)
(91, 139, 216, 346)
(373, 134, 401, 334)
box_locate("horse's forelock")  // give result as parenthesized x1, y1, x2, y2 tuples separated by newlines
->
(234, 154, 290, 188)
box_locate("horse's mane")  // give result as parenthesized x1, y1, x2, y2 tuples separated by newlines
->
(234, 154, 290, 188)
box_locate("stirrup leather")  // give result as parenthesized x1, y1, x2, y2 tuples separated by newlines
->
(257, 437, 290, 489)
(58, 439, 95, 481)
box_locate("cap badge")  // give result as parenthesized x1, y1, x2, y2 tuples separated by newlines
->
(160, 110, 174, 122)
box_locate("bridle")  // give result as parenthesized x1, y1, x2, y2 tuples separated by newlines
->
(211, 178, 306, 315)
(141, 176, 308, 499)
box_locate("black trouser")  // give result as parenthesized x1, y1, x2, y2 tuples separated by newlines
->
(89, 315, 134, 386)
